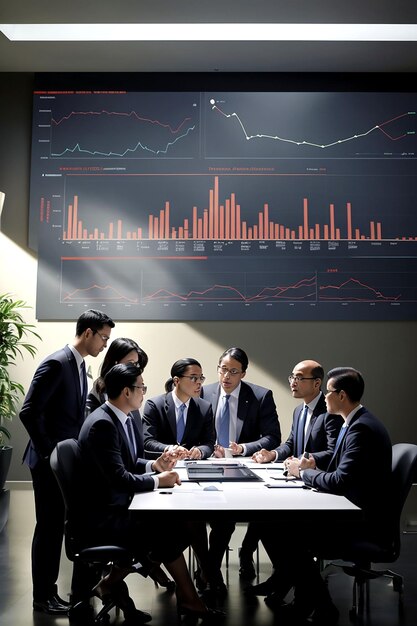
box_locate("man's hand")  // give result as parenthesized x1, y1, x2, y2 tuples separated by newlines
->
(286, 457, 301, 478)
(298, 455, 316, 471)
(230, 441, 244, 456)
(213, 445, 225, 458)
(153, 452, 177, 473)
(158, 471, 181, 488)
(252, 449, 275, 463)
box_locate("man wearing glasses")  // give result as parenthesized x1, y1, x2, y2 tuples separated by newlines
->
(200, 347, 281, 596)
(244, 360, 342, 583)
(20, 309, 115, 615)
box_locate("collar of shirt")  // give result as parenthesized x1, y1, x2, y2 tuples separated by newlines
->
(344, 404, 363, 426)
(220, 382, 241, 403)
(172, 390, 190, 412)
(105, 400, 130, 427)
(68, 344, 84, 370)
(307, 391, 322, 413)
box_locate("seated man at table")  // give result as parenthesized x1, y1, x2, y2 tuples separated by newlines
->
(77, 363, 221, 622)
(250, 367, 392, 625)
(200, 347, 281, 596)
(242, 359, 343, 580)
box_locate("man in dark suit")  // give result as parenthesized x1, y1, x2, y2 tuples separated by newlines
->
(200, 347, 281, 594)
(253, 367, 392, 625)
(77, 363, 219, 622)
(243, 360, 343, 581)
(20, 309, 115, 615)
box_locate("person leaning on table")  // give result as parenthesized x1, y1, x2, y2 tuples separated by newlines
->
(249, 367, 392, 626)
(241, 359, 343, 581)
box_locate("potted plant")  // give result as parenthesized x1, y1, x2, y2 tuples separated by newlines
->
(0, 293, 40, 531)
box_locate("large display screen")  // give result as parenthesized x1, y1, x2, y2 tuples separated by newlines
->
(29, 81, 417, 320)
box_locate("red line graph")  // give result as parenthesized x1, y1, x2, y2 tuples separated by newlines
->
(319, 277, 400, 302)
(51, 110, 192, 134)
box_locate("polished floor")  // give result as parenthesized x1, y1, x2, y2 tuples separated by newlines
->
(1, 486, 416, 626)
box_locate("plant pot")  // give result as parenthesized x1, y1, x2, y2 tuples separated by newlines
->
(0, 445, 12, 491)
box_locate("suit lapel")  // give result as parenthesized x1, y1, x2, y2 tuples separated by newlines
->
(305, 393, 326, 444)
(104, 404, 134, 466)
(165, 392, 178, 440)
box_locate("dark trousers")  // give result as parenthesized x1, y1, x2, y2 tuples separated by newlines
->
(208, 520, 236, 577)
(31, 459, 65, 601)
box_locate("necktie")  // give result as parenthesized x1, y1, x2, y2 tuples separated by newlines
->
(296, 404, 308, 457)
(217, 395, 231, 447)
(80, 360, 87, 407)
(126, 416, 137, 460)
(176, 403, 186, 443)
(335, 425, 347, 451)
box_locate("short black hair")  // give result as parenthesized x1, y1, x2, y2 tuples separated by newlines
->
(76, 309, 115, 337)
(219, 347, 248, 372)
(165, 357, 202, 393)
(327, 367, 364, 403)
(104, 363, 142, 400)
(311, 364, 324, 381)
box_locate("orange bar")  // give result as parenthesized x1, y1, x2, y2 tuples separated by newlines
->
(213, 176, 219, 239)
(165, 202, 170, 239)
(248, 227, 253, 239)
(258, 212, 263, 240)
(310, 227, 315, 239)
(67, 203, 72, 239)
(361, 235, 366, 239)
(279, 225, 284, 239)
(315, 224, 320, 239)
(264, 204, 269, 240)
(336, 228, 341, 239)
(236, 204, 241, 239)
(138, 228, 142, 239)
(274, 224, 279, 239)
(117, 219, 122, 239)
(253, 225, 258, 239)
(148, 214, 153, 239)
(183, 218, 189, 239)
(171, 228, 177, 239)
(270, 223, 274, 239)
(179, 226, 184, 238)
(324, 225, 329, 240)
(329, 204, 335, 239)
(158, 210, 164, 239)
(93, 228, 98, 239)
(153, 217, 159, 240)
(225, 200, 231, 238)
(72, 196, 78, 239)
(82, 228, 87, 239)
(203, 209, 208, 239)
(285, 227, 290, 239)
(242, 222, 247, 239)
(219, 205, 225, 239)
(77, 220, 82, 239)
(225, 203, 230, 239)
(197, 218, 203, 239)
(303, 198, 309, 239)
(214, 200, 219, 239)
(298, 225, 303, 239)
(370, 221, 375, 240)
(291, 230, 296, 239)
(109, 222, 114, 239)
(231, 193, 236, 239)
(355, 228, 360, 239)
(193, 206, 198, 239)
(347, 202, 352, 239)
(209, 190, 214, 239)
(100, 233, 105, 240)
(230, 197, 236, 239)
(377, 222, 382, 239)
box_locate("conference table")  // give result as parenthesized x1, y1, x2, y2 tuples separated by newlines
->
(129, 459, 361, 525)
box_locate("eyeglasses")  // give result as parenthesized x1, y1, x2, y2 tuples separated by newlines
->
(288, 375, 316, 383)
(94, 331, 111, 342)
(218, 366, 243, 376)
(180, 375, 206, 383)
(325, 389, 340, 396)
(131, 385, 147, 393)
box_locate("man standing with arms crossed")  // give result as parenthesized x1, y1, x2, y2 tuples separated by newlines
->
(20, 309, 115, 615)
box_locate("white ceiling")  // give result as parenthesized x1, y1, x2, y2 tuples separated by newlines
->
(1, 0, 417, 73)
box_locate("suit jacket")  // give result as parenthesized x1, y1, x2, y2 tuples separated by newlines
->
(142, 392, 215, 459)
(201, 381, 281, 456)
(274, 393, 343, 469)
(77, 403, 154, 516)
(20, 345, 86, 465)
(302, 406, 392, 526)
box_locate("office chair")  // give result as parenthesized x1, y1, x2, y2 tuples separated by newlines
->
(50, 438, 143, 624)
(323, 442, 417, 620)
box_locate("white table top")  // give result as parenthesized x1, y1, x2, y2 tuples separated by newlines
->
(129, 460, 361, 523)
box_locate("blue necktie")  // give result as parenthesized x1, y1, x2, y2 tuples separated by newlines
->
(335, 425, 347, 452)
(296, 405, 308, 457)
(177, 403, 186, 443)
(126, 416, 137, 460)
(218, 395, 231, 447)
(80, 360, 87, 407)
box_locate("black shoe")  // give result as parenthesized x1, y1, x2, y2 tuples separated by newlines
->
(239, 549, 256, 581)
(122, 609, 153, 624)
(246, 577, 275, 596)
(33, 595, 69, 615)
(307, 602, 339, 625)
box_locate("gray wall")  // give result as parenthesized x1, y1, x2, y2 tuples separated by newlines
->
(1, 73, 416, 524)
